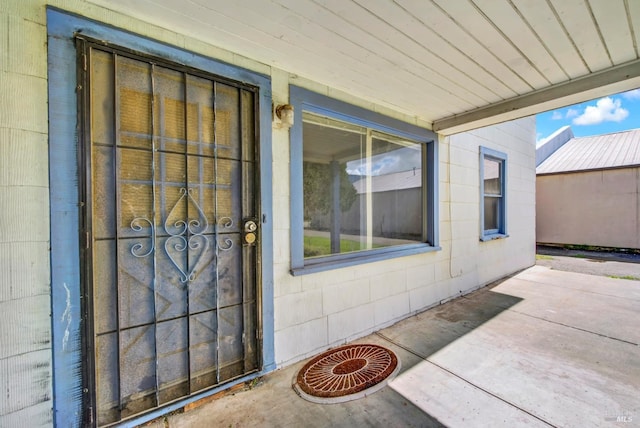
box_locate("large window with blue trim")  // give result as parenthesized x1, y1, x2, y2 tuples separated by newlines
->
(290, 87, 438, 275)
(480, 146, 508, 241)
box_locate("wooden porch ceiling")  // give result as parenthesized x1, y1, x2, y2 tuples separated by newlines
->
(88, 0, 640, 135)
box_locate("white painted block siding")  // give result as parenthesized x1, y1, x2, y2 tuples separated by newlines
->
(1, 2, 52, 426)
(0, 0, 535, 424)
(272, 114, 536, 366)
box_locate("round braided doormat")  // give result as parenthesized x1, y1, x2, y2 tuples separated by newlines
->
(293, 344, 401, 404)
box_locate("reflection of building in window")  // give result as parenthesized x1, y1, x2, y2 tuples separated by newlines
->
(302, 112, 424, 258)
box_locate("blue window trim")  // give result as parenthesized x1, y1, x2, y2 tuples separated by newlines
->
(480, 146, 508, 241)
(289, 86, 439, 276)
(47, 8, 275, 427)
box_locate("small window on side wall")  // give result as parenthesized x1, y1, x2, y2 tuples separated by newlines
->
(289, 86, 439, 275)
(480, 147, 507, 241)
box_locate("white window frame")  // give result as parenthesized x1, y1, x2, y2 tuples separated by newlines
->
(480, 146, 508, 241)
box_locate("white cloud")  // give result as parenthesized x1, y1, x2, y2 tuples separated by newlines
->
(565, 108, 578, 119)
(551, 111, 563, 120)
(346, 146, 421, 176)
(572, 97, 629, 126)
(622, 89, 640, 100)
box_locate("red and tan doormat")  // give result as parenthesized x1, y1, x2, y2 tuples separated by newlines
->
(293, 343, 401, 404)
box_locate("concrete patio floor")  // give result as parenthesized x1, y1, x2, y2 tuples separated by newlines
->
(147, 265, 640, 427)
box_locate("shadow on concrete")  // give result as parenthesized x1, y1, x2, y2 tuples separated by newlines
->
(344, 279, 525, 427)
(147, 265, 640, 427)
(156, 278, 524, 428)
(377, 281, 523, 374)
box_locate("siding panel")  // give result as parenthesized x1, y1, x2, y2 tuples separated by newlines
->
(1, 350, 52, 415)
(589, 0, 636, 65)
(511, 0, 589, 78)
(0, 295, 51, 360)
(397, 0, 530, 94)
(472, 0, 567, 83)
(549, 0, 612, 71)
(433, 0, 547, 89)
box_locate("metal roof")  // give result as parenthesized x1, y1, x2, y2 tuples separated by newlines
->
(535, 125, 573, 166)
(536, 128, 640, 174)
(87, 0, 640, 135)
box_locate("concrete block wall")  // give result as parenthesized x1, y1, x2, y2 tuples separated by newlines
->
(273, 114, 536, 366)
(0, 0, 536, 424)
(1, 0, 278, 425)
(452, 119, 537, 284)
(0, 2, 53, 426)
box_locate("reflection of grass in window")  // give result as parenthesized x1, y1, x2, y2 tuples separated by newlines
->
(304, 236, 382, 257)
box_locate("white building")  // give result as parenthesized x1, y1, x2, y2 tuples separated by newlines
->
(537, 128, 640, 250)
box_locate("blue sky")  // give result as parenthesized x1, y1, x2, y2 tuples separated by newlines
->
(536, 88, 640, 144)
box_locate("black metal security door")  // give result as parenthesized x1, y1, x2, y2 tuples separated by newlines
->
(78, 39, 261, 426)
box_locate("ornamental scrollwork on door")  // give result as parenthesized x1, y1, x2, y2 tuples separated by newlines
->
(163, 187, 210, 283)
(130, 217, 155, 258)
(217, 216, 234, 251)
(130, 187, 235, 282)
